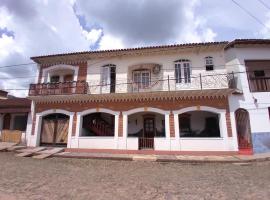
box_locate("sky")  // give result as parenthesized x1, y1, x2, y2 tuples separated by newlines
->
(0, 0, 269, 97)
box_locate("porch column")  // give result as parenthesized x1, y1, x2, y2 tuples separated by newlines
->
(165, 113, 170, 139)
(173, 113, 180, 139)
(67, 113, 74, 149)
(114, 114, 119, 149)
(219, 111, 229, 149)
(122, 113, 128, 149)
(33, 114, 42, 147)
(75, 112, 82, 148)
(230, 111, 239, 151)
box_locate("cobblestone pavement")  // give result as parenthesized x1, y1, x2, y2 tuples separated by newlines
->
(0, 152, 269, 200)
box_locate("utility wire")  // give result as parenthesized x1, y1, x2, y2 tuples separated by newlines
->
(0, 62, 36, 69)
(0, 63, 248, 80)
(231, 0, 269, 29)
(257, 0, 270, 10)
(0, 69, 265, 91)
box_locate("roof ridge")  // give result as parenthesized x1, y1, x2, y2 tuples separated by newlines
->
(30, 41, 229, 60)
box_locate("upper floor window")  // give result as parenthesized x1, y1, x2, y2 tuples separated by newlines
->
(205, 56, 214, 71)
(254, 70, 265, 77)
(101, 64, 116, 93)
(50, 75, 60, 83)
(133, 70, 150, 89)
(174, 59, 191, 83)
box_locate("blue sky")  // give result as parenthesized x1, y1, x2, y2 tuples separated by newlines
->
(0, 0, 269, 96)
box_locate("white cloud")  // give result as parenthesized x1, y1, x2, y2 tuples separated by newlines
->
(99, 33, 125, 50)
(0, 0, 96, 97)
(82, 28, 102, 44)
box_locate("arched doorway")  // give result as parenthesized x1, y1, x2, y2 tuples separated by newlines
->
(40, 113, 69, 146)
(128, 112, 165, 150)
(235, 109, 253, 151)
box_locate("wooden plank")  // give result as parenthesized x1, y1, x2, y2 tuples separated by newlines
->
(16, 147, 47, 157)
(0, 142, 16, 151)
(7, 146, 26, 151)
(32, 148, 64, 159)
(37, 148, 64, 154)
(32, 154, 52, 159)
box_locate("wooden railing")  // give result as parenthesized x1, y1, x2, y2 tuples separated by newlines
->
(249, 77, 270, 92)
(28, 81, 88, 96)
(87, 117, 114, 136)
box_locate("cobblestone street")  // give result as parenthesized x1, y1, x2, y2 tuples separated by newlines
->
(0, 152, 269, 200)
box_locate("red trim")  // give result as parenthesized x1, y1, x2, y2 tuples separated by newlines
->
(65, 148, 238, 156)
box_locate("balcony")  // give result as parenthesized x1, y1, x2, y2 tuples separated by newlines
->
(249, 77, 270, 92)
(29, 73, 237, 97)
(29, 81, 88, 96)
(88, 72, 237, 94)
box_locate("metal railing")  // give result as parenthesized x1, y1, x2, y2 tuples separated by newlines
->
(29, 73, 237, 96)
(88, 72, 237, 94)
(29, 80, 88, 96)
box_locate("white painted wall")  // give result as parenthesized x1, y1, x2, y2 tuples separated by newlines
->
(87, 50, 227, 94)
(225, 47, 270, 134)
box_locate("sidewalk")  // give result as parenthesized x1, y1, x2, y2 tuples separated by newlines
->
(54, 151, 270, 163)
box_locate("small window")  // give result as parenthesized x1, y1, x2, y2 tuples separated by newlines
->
(205, 56, 214, 71)
(254, 70, 265, 77)
(50, 75, 60, 83)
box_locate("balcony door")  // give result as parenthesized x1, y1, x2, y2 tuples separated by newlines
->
(101, 64, 116, 93)
(175, 59, 191, 84)
(132, 70, 150, 91)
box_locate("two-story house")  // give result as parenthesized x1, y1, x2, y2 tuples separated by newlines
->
(25, 39, 270, 154)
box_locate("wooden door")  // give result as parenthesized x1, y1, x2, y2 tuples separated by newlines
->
(40, 114, 69, 146)
(235, 109, 252, 150)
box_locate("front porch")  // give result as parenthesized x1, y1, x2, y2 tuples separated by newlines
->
(28, 90, 238, 152)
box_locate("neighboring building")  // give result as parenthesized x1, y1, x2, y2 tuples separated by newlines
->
(0, 90, 31, 143)
(225, 39, 270, 154)
(25, 39, 270, 154)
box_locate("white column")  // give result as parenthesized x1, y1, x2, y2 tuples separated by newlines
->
(75, 112, 82, 148)
(165, 114, 170, 139)
(114, 114, 119, 149)
(230, 112, 239, 151)
(174, 114, 180, 139)
(123, 114, 128, 149)
(67, 113, 74, 149)
(172, 113, 181, 151)
(219, 111, 229, 150)
(33, 114, 42, 147)
(24, 112, 32, 146)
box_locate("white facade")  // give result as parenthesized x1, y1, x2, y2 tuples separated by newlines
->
(26, 40, 270, 153)
(226, 47, 270, 153)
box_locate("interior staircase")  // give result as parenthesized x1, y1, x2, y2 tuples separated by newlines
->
(86, 117, 114, 136)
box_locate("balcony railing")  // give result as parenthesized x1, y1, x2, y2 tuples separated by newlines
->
(249, 77, 270, 92)
(88, 73, 237, 94)
(29, 73, 237, 96)
(29, 81, 88, 96)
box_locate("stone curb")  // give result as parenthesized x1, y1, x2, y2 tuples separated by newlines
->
(52, 153, 270, 163)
